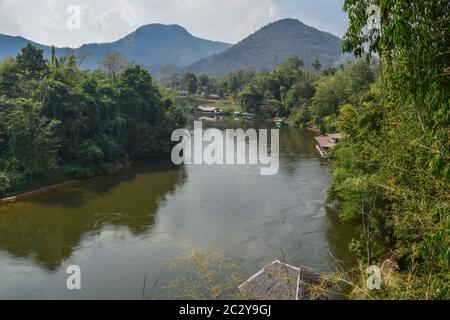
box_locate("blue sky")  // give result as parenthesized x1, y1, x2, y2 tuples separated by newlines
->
(0, 0, 348, 48)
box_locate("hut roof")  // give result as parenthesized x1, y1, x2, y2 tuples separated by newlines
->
(197, 106, 219, 112)
(239, 260, 323, 300)
(315, 136, 335, 149)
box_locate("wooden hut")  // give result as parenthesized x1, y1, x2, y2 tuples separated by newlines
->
(196, 106, 224, 115)
(238, 260, 325, 300)
(315, 133, 342, 158)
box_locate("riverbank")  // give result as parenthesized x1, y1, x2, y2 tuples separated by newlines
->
(0, 180, 82, 203)
(0, 119, 358, 299)
(0, 163, 131, 203)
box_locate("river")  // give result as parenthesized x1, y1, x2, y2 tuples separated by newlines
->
(0, 118, 357, 299)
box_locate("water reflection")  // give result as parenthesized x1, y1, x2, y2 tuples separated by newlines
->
(190, 117, 320, 176)
(0, 118, 356, 299)
(0, 162, 186, 270)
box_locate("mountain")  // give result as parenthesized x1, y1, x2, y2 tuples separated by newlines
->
(185, 19, 348, 76)
(75, 24, 231, 70)
(0, 24, 231, 71)
(0, 34, 70, 62)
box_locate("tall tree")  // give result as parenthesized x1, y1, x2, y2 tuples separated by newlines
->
(182, 73, 198, 94)
(312, 59, 321, 72)
(99, 52, 127, 80)
(15, 44, 47, 78)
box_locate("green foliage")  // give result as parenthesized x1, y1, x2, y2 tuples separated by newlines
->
(5, 99, 60, 175)
(226, 70, 255, 98)
(311, 60, 375, 121)
(330, 0, 450, 299)
(0, 58, 20, 97)
(312, 59, 321, 72)
(182, 73, 198, 94)
(288, 105, 311, 127)
(198, 74, 210, 88)
(0, 46, 187, 197)
(0, 171, 9, 193)
(15, 44, 48, 78)
(239, 58, 318, 118)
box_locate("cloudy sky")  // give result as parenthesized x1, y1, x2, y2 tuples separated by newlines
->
(0, 0, 348, 48)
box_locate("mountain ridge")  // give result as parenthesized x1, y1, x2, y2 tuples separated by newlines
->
(0, 19, 349, 77)
(0, 24, 231, 70)
(184, 18, 349, 76)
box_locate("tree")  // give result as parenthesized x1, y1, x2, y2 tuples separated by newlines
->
(311, 60, 375, 120)
(0, 45, 187, 195)
(0, 58, 19, 97)
(182, 73, 198, 94)
(329, 0, 450, 299)
(239, 57, 318, 118)
(50, 46, 56, 67)
(16, 44, 48, 78)
(198, 74, 210, 88)
(71, 49, 89, 67)
(312, 59, 321, 72)
(6, 99, 60, 175)
(99, 52, 127, 80)
(282, 55, 304, 70)
(0, 172, 9, 194)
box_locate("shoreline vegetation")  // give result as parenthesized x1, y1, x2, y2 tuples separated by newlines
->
(0, 162, 132, 203)
(142, 1, 450, 300)
(0, 46, 187, 199)
(1, 0, 448, 300)
(0, 117, 321, 203)
(1, 179, 81, 203)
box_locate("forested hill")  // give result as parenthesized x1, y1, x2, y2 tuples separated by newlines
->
(0, 34, 70, 63)
(0, 24, 231, 70)
(185, 19, 349, 76)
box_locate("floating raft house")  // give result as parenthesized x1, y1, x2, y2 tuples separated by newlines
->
(315, 133, 342, 158)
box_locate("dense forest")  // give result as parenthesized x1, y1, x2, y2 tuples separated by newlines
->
(0, 45, 186, 197)
(328, 0, 449, 299)
(0, 0, 448, 300)
(167, 55, 376, 131)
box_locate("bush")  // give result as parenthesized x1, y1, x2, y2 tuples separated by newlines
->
(0, 171, 10, 195)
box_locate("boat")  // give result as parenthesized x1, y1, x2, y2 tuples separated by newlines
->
(243, 112, 256, 120)
(274, 118, 287, 128)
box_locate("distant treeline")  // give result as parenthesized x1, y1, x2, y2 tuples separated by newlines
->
(0, 45, 186, 197)
(167, 55, 376, 132)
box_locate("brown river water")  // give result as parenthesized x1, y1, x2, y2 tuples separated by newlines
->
(0, 118, 357, 299)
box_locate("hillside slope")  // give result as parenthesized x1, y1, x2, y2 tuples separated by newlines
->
(186, 19, 348, 76)
(0, 24, 231, 71)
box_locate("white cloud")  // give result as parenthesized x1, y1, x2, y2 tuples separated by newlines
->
(0, 0, 23, 36)
(0, 0, 345, 48)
